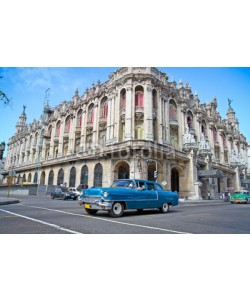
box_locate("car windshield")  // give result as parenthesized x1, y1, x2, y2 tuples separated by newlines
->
(111, 180, 135, 189)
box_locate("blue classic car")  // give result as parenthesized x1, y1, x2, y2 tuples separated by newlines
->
(79, 179, 179, 217)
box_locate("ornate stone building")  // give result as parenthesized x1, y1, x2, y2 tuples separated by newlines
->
(2, 67, 248, 199)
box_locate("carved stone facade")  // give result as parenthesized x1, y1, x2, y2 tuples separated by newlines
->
(2, 67, 248, 199)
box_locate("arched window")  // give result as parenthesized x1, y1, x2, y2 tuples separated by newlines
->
(221, 133, 226, 149)
(80, 165, 88, 185)
(169, 100, 177, 121)
(57, 168, 64, 186)
(69, 167, 76, 187)
(65, 116, 71, 133)
(135, 86, 144, 107)
(94, 163, 103, 187)
(33, 172, 38, 184)
(120, 89, 126, 109)
(40, 171, 45, 185)
(56, 121, 61, 137)
(88, 104, 94, 124)
(22, 174, 26, 182)
(101, 97, 108, 119)
(28, 173, 32, 182)
(77, 110, 83, 127)
(186, 111, 193, 129)
(48, 170, 54, 185)
(201, 120, 207, 136)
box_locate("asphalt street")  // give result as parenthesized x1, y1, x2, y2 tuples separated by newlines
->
(1, 195, 250, 234)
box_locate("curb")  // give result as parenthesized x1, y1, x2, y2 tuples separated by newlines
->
(0, 200, 20, 206)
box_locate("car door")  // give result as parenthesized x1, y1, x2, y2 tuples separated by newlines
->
(135, 181, 157, 209)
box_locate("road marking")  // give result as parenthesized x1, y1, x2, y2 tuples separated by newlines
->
(0, 215, 17, 219)
(18, 204, 192, 234)
(0, 208, 83, 234)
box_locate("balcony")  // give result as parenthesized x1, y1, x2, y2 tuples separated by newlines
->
(99, 116, 107, 128)
(135, 106, 144, 120)
(169, 118, 178, 126)
(120, 108, 126, 122)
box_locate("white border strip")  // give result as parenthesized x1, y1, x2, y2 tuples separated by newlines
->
(19, 204, 192, 234)
(0, 208, 82, 234)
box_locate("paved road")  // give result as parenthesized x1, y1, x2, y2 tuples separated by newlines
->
(1, 195, 250, 234)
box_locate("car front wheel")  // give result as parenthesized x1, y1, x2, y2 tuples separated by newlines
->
(108, 202, 124, 217)
(160, 202, 169, 213)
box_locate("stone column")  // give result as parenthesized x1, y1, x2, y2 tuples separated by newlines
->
(79, 105, 87, 153)
(67, 113, 77, 155)
(125, 84, 133, 141)
(144, 85, 153, 141)
(92, 99, 99, 148)
(57, 116, 66, 158)
(48, 125, 56, 159)
(106, 98, 112, 142)
(158, 95, 163, 143)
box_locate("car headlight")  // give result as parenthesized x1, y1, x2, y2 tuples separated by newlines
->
(103, 191, 109, 197)
(80, 191, 85, 196)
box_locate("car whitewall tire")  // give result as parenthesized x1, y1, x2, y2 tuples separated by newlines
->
(109, 202, 124, 217)
(160, 202, 169, 213)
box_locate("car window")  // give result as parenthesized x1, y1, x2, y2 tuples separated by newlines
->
(137, 181, 146, 190)
(111, 180, 135, 188)
(147, 183, 156, 191)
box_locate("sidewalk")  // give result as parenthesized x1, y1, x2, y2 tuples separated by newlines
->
(179, 198, 226, 205)
(0, 195, 20, 206)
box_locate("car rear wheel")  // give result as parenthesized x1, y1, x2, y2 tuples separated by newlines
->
(160, 202, 169, 213)
(85, 208, 98, 215)
(108, 202, 124, 217)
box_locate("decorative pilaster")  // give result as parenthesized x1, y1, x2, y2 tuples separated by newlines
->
(125, 84, 133, 140)
(144, 85, 153, 141)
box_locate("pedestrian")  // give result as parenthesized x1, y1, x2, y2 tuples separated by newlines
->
(208, 191, 211, 200)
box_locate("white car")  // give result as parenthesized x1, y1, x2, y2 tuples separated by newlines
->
(67, 187, 81, 197)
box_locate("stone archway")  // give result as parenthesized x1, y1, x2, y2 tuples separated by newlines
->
(114, 161, 130, 180)
(40, 171, 46, 185)
(147, 161, 163, 182)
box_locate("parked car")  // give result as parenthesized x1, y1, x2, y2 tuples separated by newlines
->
(67, 187, 81, 197)
(230, 190, 250, 204)
(78, 179, 179, 217)
(51, 187, 78, 200)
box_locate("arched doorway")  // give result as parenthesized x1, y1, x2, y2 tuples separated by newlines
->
(171, 168, 179, 192)
(48, 170, 54, 185)
(40, 171, 45, 185)
(69, 167, 76, 187)
(57, 168, 64, 186)
(114, 161, 130, 180)
(94, 163, 103, 187)
(118, 166, 129, 179)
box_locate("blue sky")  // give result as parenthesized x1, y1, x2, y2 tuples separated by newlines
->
(1, 67, 250, 148)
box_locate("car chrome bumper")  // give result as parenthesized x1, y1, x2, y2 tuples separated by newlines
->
(78, 198, 112, 210)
